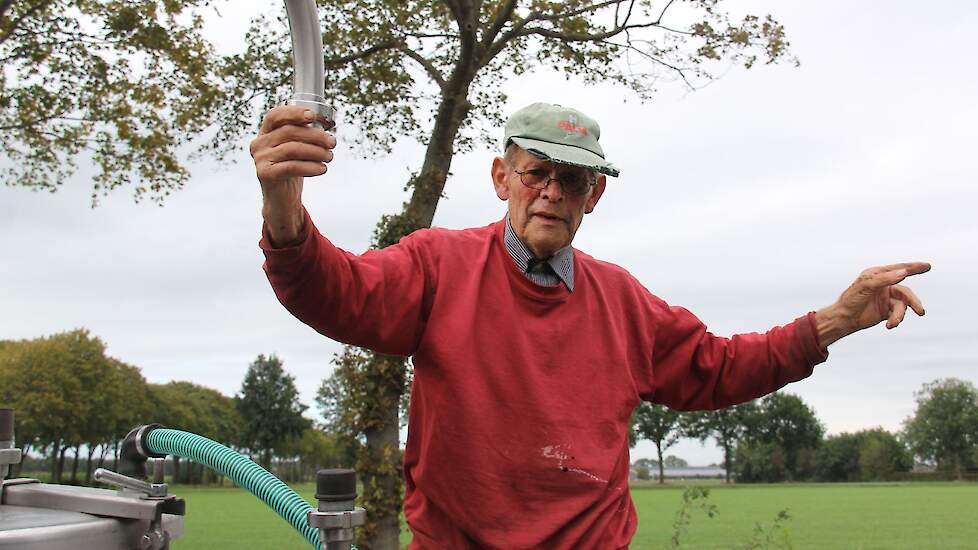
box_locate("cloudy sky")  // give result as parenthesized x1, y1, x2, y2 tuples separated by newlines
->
(1, 1, 974, 465)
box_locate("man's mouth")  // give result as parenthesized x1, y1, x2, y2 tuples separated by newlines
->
(532, 212, 563, 222)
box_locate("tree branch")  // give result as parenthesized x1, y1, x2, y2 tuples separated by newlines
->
(399, 45, 447, 90)
(518, 19, 664, 43)
(484, 8, 540, 63)
(484, 1, 632, 64)
(534, 0, 626, 23)
(0, 109, 75, 132)
(655, 0, 677, 24)
(404, 31, 459, 40)
(442, 0, 465, 30)
(0, 0, 14, 21)
(0, 0, 53, 46)
(479, 0, 518, 53)
(449, 0, 479, 82)
(604, 38, 696, 89)
(324, 39, 404, 68)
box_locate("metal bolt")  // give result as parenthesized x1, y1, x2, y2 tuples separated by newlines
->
(152, 458, 165, 484)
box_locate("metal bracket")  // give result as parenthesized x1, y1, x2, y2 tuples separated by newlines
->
(306, 507, 367, 530)
(94, 467, 168, 498)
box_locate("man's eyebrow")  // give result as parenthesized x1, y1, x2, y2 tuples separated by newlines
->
(556, 166, 589, 176)
(518, 160, 548, 171)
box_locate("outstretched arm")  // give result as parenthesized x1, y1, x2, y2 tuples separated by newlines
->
(815, 261, 931, 349)
(646, 261, 931, 410)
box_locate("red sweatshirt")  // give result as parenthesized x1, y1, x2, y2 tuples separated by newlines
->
(261, 214, 828, 549)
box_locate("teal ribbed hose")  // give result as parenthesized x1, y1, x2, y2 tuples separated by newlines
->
(146, 428, 335, 549)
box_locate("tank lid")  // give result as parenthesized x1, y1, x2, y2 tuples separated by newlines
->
(315, 468, 356, 501)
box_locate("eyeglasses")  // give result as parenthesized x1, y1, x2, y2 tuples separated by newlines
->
(513, 168, 594, 196)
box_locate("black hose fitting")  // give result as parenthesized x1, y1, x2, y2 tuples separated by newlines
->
(118, 423, 166, 479)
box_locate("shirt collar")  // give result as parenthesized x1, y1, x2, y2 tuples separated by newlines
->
(503, 214, 575, 291)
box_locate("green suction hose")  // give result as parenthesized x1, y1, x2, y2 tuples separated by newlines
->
(145, 428, 325, 549)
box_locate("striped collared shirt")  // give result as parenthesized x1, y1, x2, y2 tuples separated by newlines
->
(504, 215, 575, 291)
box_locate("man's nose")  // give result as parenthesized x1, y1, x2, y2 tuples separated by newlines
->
(540, 178, 564, 201)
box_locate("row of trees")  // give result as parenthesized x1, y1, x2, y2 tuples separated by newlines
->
(0, 330, 353, 484)
(632, 379, 978, 483)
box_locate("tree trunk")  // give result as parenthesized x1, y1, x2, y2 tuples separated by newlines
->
(173, 456, 181, 484)
(85, 445, 96, 485)
(374, 87, 472, 248)
(56, 444, 68, 484)
(656, 441, 665, 485)
(12, 443, 31, 477)
(360, 368, 402, 550)
(50, 438, 61, 482)
(70, 444, 81, 484)
(97, 443, 109, 469)
(722, 442, 732, 484)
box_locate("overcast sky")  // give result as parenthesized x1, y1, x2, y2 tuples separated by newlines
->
(1, 1, 974, 466)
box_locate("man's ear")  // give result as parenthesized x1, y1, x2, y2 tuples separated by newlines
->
(584, 174, 607, 214)
(491, 156, 510, 201)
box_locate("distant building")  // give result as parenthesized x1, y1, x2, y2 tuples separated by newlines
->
(629, 466, 726, 480)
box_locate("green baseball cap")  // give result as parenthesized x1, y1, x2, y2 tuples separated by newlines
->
(503, 102, 619, 177)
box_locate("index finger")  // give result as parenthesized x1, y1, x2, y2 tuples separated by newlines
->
(869, 262, 932, 277)
(259, 105, 318, 135)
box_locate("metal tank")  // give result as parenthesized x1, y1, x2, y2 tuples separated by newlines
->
(0, 409, 185, 549)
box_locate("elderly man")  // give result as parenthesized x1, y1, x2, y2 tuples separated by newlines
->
(251, 102, 929, 548)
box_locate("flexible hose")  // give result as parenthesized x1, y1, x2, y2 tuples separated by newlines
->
(145, 428, 324, 549)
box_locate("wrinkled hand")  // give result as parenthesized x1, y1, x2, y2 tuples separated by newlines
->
(816, 262, 931, 349)
(250, 105, 336, 246)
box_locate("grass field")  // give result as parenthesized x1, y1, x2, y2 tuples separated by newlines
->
(166, 481, 978, 549)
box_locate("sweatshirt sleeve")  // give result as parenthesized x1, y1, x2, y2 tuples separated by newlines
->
(259, 209, 431, 356)
(645, 303, 828, 411)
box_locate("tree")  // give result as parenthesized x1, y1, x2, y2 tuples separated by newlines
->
(282, 427, 358, 482)
(0, 338, 38, 475)
(814, 428, 911, 482)
(237, 354, 309, 470)
(813, 432, 861, 482)
(663, 455, 688, 468)
(0, 0, 228, 203)
(148, 379, 242, 483)
(903, 378, 978, 480)
(734, 441, 787, 483)
(79, 357, 151, 484)
(317, 347, 409, 547)
(858, 429, 911, 481)
(0, 329, 114, 483)
(684, 401, 759, 483)
(735, 392, 823, 482)
(633, 402, 684, 484)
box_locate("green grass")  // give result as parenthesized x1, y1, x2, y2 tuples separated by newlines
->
(169, 482, 319, 549)
(631, 481, 978, 549)
(164, 481, 978, 549)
